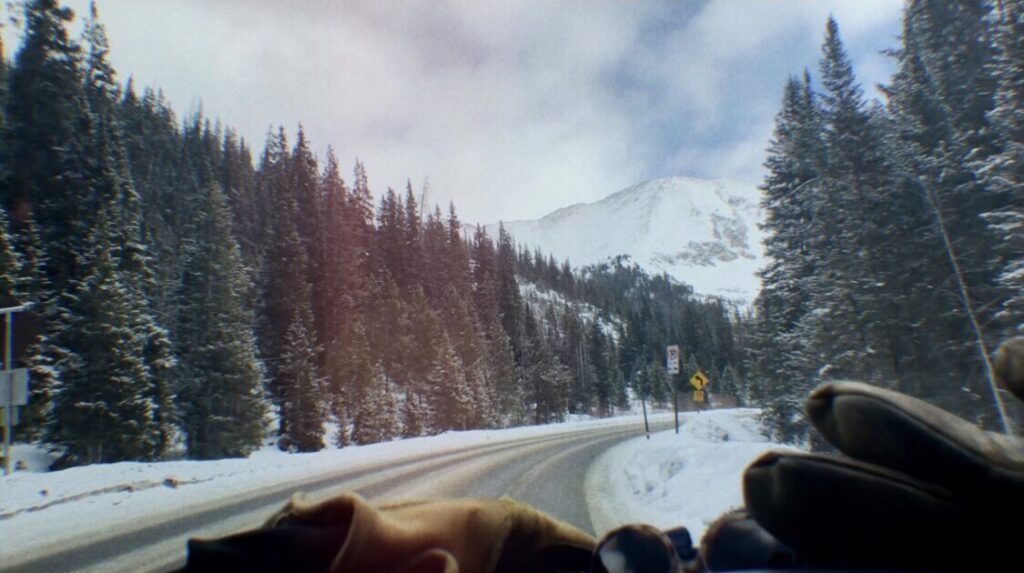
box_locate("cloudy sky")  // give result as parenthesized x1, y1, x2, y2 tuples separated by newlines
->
(4, 0, 904, 224)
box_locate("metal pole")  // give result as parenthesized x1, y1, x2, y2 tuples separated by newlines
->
(4, 311, 12, 476)
(1, 303, 32, 476)
(641, 392, 650, 439)
(673, 374, 679, 434)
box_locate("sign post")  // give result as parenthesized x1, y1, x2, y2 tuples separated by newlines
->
(636, 361, 650, 439)
(667, 345, 680, 434)
(2, 303, 32, 476)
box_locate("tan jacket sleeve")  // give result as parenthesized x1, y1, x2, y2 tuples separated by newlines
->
(180, 491, 596, 573)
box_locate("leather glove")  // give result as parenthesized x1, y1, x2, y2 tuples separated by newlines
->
(703, 337, 1024, 571)
(173, 492, 595, 573)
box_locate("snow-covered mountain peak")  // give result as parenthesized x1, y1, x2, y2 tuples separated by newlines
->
(489, 177, 764, 304)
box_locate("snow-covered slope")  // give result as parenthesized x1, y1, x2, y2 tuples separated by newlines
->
(587, 408, 796, 540)
(489, 177, 764, 303)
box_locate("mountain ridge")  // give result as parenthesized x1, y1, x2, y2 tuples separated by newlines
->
(477, 176, 765, 304)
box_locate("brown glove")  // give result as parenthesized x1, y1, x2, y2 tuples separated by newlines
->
(700, 337, 1024, 571)
(175, 492, 595, 573)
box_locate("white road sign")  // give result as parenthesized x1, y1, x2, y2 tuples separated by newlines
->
(667, 345, 680, 374)
(0, 368, 29, 407)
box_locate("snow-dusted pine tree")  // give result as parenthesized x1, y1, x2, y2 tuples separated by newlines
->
(175, 183, 267, 459)
(351, 365, 398, 445)
(46, 209, 159, 466)
(277, 303, 326, 452)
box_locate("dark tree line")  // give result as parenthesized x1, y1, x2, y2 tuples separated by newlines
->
(517, 253, 753, 414)
(750, 1, 1024, 443)
(0, 1, 750, 467)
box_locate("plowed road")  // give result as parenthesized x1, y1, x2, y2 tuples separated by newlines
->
(7, 421, 665, 573)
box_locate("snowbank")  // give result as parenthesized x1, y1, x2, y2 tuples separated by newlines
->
(586, 408, 798, 541)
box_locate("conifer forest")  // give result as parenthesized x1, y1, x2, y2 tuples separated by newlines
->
(0, 0, 1021, 469)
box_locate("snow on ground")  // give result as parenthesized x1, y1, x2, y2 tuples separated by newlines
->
(0, 412, 671, 560)
(586, 408, 798, 542)
(2, 407, 791, 561)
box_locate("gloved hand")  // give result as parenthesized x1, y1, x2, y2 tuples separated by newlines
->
(703, 337, 1024, 572)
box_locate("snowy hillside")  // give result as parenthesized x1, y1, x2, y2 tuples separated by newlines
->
(487, 177, 764, 303)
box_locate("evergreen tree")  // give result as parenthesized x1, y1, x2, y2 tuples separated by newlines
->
(649, 361, 670, 407)
(445, 202, 473, 296)
(426, 333, 472, 432)
(608, 338, 628, 410)
(484, 319, 523, 427)
(752, 72, 827, 440)
(496, 225, 524, 358)
(46, 209, 158, 466)
(88, 53, 178, 457)
(326, 322, 374, 445)
(351, 365, 398, 445)
(586, 321, 612, 415)
(5, 212, 56, 440)
(982, 0, 1024, 333)
(2, 0, 92, 293)
(402, 182, 423, 289)
(521, 308, 570, 424)
(256, 127, 324, 442)
(400, 390, 426, 438)
(886, 0, 1007, 418)
(421, 206, 448, 303)
(175, 183, 267, 459)
(314, 148, 349, 360)
(0, 207, 22, 308)
(813, 17, 902, 385)
(277, 303, 325, 452)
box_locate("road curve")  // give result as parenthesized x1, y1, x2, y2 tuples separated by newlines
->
(6, 421, 658, 573)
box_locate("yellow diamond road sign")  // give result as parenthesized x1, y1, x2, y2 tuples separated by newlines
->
(690, 371, 708, 390)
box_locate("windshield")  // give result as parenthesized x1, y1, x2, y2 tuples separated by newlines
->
(1, 1, 1021, 572)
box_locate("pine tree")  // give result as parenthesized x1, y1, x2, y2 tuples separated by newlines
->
(351, 365, 398, 445)
(256, 127, 324, 440)
(484, 318, 523, 427)
(752, 72, 827, 441)
(87, 47, 178, 456)
(277, 303, 325, 452)
(586, 321, 612, 415)
(441, 287, 493, 426)
(421, 206, 448, 303)
(496, 225, 524, 358)
(648, 361, 669, 407)
(982, 0, 1024, 333)
(425, 333, 472, 432)
(886, 0, 1008, 420)
(814, 17, 902, 385)
(402, 182, 423, 289)
(2, 0, 93, 292)
(175, 183, 267, 458)
(376, 188, 406, 290)
(400, 390, 425, 438)
(521, 308, 569, 424)
(326, 322, 373, 444)
(608, 338, 628, 411)
(0, 207, 22, 307)
(445, 202, 473, 297)
(313, 148, 349, 362)
(7, 214, 55, 440)
(46, 209, 159, 466)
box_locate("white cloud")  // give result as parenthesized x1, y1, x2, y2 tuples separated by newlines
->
(3, 0, 903, 223)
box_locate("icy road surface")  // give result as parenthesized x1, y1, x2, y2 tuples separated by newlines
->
(2, 409, 788, 572)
